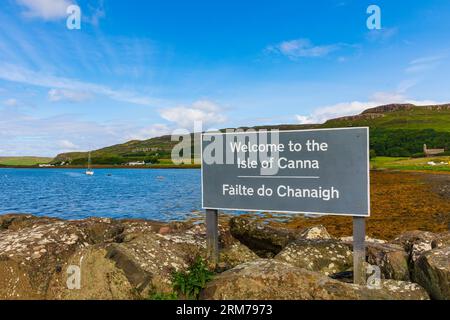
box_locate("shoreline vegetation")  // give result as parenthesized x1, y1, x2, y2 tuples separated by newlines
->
(1, 156, 450, 172)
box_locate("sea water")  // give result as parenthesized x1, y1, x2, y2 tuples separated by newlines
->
(0, 168, 202, 221)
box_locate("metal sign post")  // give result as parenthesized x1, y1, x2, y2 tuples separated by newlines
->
(206, 209, 219, 265)
(353, 216, 366, 285)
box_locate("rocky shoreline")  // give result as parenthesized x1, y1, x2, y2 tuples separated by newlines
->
(0, 214, 448, 300)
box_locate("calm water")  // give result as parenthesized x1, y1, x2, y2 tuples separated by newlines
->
(0, 168, 202, 221)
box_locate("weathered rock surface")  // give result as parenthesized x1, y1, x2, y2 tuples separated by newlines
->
(200, 259, 428, 300)
(229, 217, 298, 257)
(340, 236, 386, 244)
(219, 242, 259, 270)
(413, 246, 450, 300)
(366, 243, 410, 281)
(393, 230, 436, 263)
(298, 225, 332, 240)
(431, 232, 450, 249)
(0, 216, 123, 299)
(0, 215, 442, 300)
(105, 224, 207, 294)
(379, 279, 429, 300)
(0, 215, 214, 299)
(47, 246, 136, 300)
(275, 239, 352, 276)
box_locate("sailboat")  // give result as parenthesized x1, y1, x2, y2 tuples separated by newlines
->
(85, 152, 94, 176)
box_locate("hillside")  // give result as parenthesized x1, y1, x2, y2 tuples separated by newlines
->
(0, 157, 52, 166)
(52, 103, 450, 165)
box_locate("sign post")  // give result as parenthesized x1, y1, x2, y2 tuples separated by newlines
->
(206, 209, 219, 265)
(202, 127, 370, 283)
(353, 216, 366, 285)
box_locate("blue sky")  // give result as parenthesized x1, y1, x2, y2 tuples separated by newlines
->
(1, 0, 450, 156)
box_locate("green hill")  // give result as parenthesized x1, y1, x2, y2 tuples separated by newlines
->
(0, 157, 53, 166)
(52, 103, 450, 165)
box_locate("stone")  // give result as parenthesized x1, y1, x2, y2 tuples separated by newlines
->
(380, 279, 429, 300)
(366, 243, 410, 281)
(200, 259, 428, 300)
(229, 217, 298, 257)
(392, 230, 436, 263)
(219, 242, 259, 270)
(413, 246, 450, 300)
(298, 225, 332, 240)
(158, 226, 171, 235)
(275, 239, 352, 276)
(47, 246, 136, 300)
(431, 232, 450, 249)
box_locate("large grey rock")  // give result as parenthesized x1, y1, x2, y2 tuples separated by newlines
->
(366, 243, 410, 281)
(200, 259, 428, 300)
(393, 230, 436, 263)
(219, 242, 259, 270)
(274, 239, 353, 276)
(229, 217, 298, 257)
(431, 232, 450, 249)
(413, 246, 450, 300)
(0, 216, 124, 299)
(298, 225, 332, 240)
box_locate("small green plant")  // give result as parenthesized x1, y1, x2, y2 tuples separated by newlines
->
(171, 256, 214, 300)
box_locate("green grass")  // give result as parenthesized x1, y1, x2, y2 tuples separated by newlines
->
(149, 256, 214, 300)
(371, 156, 450, 172)
(325, 107, 450, 132)
(0, 157, 52, 166)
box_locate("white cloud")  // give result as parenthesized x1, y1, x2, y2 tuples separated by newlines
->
(0, 106, 177, 156)
(295, 93, 439, 124)
(266, 39, 341, 59)
(57, 139, 79, 150)
(0, 63, 161, 106)
(48, 89, 92, 102)
(4, 98, 19, 107)
(127, 124, 171, 141)
(16, 0, 72, 20)
(159, 100, 227, 128)
(405, 55, 446, 74)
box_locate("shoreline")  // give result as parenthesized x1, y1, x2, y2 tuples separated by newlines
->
(0, 212, 447, 300)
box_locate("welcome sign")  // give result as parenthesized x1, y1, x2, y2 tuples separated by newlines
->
(201, 128, 370, 217)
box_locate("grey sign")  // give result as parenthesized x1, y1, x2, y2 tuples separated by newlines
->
(201, 128, 370, 217)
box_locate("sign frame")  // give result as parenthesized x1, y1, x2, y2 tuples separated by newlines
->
(201, 127, 371, 218)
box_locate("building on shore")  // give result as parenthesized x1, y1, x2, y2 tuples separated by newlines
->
(423, 144, 445, 157)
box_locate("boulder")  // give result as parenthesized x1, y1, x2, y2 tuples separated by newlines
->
(298, 225, 332, 240)
(380, 279, 429, 300)
(340, 236, 386, 244)
(413, 246, 450, 300)
(200, 259, 428, 300)
(274, 239, 352, 276)
(366, 243, 410, 281)
(0, 216, 123, 299)
(431, 232, 450, 249)
(219, 242, 259, 270)
(104, 224, 207, 294)
(47, 246, 136, 300)
(229, 217, 298, 257)
(392, 230, 436, 263)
